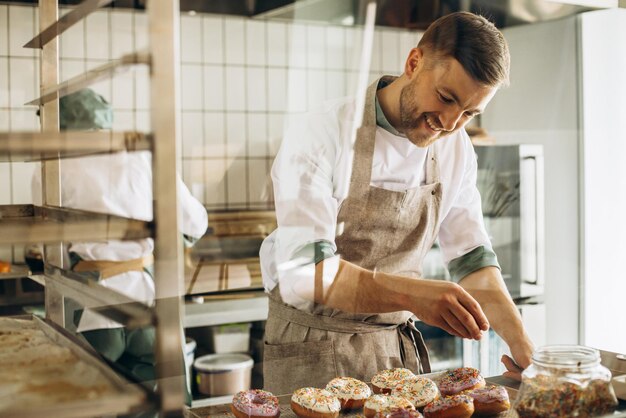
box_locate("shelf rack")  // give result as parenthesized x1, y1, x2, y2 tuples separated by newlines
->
(0, 0, 189, 416)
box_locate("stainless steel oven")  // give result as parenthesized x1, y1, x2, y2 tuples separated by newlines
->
(476, 144, 545, 299)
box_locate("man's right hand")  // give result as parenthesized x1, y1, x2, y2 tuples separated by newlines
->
(408, 279, 490, 340)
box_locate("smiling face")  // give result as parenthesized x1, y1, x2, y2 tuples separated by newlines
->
(399, 50, 497, 147)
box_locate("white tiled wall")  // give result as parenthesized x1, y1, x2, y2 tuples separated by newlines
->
(0, 4, 423, 213)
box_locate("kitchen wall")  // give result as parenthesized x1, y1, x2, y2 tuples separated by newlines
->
(0, 4, 421, 213)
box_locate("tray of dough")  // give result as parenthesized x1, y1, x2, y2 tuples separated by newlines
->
(0, 315, 147, 418)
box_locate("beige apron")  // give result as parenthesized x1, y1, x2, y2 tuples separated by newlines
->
(264, 77, 443, 395)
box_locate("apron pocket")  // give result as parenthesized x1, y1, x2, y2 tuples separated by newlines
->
(263, 339, 337, 394)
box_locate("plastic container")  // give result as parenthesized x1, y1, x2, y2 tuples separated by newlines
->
(184, 338, 197, 392)
(514, 345, 618, 417)
(209, 323, 250, 353)
(194, 353, 253, 396)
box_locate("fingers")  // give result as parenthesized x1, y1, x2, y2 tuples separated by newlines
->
(441, 311, 472, 338)
(458, 290, 490, 331)
(435, 316, 465, 339)
(502, 370, 523, 381)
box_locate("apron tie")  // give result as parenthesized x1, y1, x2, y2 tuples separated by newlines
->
(398, 317, 431, 374)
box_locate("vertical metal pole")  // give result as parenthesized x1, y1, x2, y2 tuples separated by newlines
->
(148, 0, 186, 415)
(39, 0, 65, 326)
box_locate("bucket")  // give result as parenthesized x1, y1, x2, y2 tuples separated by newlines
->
(194, 353, 253, 396)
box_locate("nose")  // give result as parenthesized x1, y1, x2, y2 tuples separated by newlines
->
(439, 109, 464, 132)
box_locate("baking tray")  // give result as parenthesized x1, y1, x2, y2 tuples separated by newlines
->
(189, 373, 626, 418)
(0, 314, 149, 418)
(0, 264, 31, 280)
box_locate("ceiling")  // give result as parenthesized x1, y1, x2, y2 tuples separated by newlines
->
(0, 0, 613, 29)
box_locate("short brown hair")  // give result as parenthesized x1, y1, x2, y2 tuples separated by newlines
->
(418, 12, 510, 87)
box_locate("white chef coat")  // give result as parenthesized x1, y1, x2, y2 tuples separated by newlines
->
(260, 96, 492, 305)
(33, 151, 208, 331)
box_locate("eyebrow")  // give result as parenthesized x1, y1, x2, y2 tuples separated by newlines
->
(441, 87, 482, 116)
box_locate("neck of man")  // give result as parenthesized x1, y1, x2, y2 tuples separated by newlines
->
(376, 75, 409, 134)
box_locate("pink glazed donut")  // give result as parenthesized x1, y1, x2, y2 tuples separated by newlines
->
(437, 367, 485, 396)
(231, 389, 281, 418)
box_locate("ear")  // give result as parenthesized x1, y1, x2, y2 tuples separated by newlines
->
(404, 47, 424, 77)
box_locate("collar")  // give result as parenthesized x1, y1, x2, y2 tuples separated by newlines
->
(374, 76, 405, 137)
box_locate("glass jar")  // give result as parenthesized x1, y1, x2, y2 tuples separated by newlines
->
(514, 345, 618, 418)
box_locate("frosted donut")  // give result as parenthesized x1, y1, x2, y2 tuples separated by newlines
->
(437, 367, 485, 396)
(290, 387, 340, 418)
(325, 377, 371, 410)
(230, 389, 280, 418)
(464, 385, 510, 416)
(371, 368, 416, 394)
(423, 394, 474, 418)
(373, 407, 424, 418)
(391, 376, 440, 409)
(363, 394, 416, 418)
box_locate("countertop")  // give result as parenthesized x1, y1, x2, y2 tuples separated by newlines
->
(188, 350, 626, 418)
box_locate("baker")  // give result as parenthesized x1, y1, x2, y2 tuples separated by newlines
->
(260, 12, 533, 394)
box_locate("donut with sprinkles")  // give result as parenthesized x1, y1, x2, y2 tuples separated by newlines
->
(437, 367, 485, 396)
(325, 376, 371, 410)
(423, 394, 474, 418)
(290, 387, 341, 418)
(231, 389, 280, 418)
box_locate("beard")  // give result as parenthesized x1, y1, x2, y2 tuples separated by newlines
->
(398, 82, 442, 148)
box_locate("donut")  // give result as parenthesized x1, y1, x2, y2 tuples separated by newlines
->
(373, 407, 424, 418)
(464, 385, 510, 416)
(325, 376, 371, 410)
(231, 389, 280, 418)
(391, 376, 439, 409)
(290, 387, 340, 418)
(371, 368, 416, 394)
(423, 394, 474, 418)
(363, 394, 416, 418)
(437, 367, 485, 396)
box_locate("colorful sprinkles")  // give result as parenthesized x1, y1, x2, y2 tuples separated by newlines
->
(232, 389, 280, 417)
(291, 387, 341, 413)
(437, 367, 485, 396)
(325, 377, 372, 400)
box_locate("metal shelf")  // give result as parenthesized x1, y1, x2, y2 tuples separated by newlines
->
(24, 0, 114, 49)
(0, 264, 31, 280)
(183, 292, 268, 328)
(26, 51, 150, 106)
(0, 131, 152, 162)
(0, 205, 153, 245)
(43, 264, 155, 329)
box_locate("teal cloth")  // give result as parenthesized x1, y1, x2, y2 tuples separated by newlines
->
(447, 246, 500, 282)
(60, 88, 112, 130)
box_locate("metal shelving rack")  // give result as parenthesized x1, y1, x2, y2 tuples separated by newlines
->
(0, 0, 188, 416)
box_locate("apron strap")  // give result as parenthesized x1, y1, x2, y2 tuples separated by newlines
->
(73, 255, 154, 280)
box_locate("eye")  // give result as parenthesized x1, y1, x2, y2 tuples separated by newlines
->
(438, 92, 454, 104)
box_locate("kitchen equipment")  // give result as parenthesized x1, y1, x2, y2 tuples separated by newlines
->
(194, 353, 254, 397)
(514, 345, 618, 417)
(475, 144, 544, 299)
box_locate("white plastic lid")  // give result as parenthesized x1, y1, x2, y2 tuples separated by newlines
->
(193, 353, 253, 372)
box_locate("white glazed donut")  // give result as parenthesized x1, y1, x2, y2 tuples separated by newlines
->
(325, 377, 372, 410)
(291, 387, 341, 418)
(392, 376, 440, 409)
(371, 368, 416, 394)
(363, 394, 416, 418)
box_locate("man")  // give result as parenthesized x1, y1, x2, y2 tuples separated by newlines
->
(33, 89, 208, 405)
(260, 12, 533, 394)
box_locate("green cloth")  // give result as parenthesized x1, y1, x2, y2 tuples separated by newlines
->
(60, 88, 112, 130)
(447, 246, 500, 282)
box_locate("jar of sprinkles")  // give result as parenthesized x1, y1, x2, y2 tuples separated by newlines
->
(514, 345, 618, 418)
